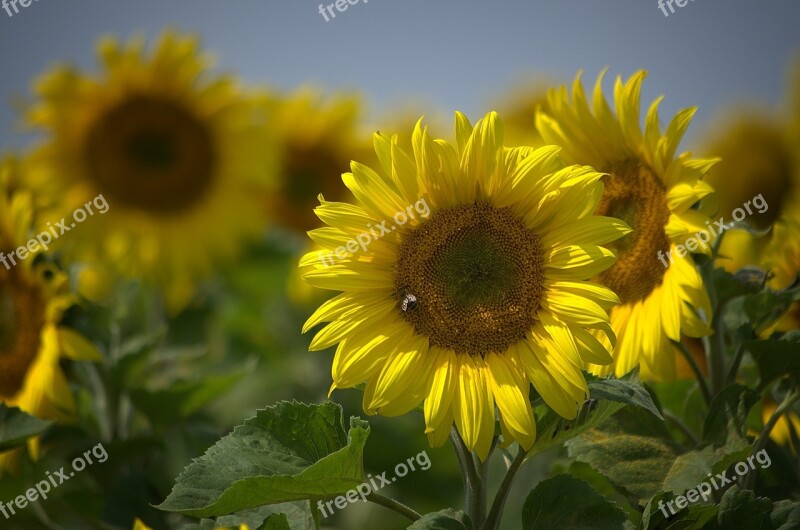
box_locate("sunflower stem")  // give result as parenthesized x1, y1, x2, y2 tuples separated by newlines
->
(450, 427, 481, 518)
(708, 303, 729, 397)
(482, 446, 527, 530)
(662, 409, 699, 446)
(365, 492, 422, 522)
(469, 450, 489, 528)
(673, 339, 711, 405)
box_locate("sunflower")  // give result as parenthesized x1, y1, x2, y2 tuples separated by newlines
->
(24, 31, 274, 312)
(301, 112, 630, 459)
(536, 72, 715, 381)
(262, 90, 371, 234)
(704, 61, 800, 333)
(0, 159, 101, 475)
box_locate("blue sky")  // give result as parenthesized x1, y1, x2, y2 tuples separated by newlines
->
(1, 0, 799, 148)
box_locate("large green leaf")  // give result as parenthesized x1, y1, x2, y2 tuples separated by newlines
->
(0, 404, 52, 451)
(566, 430, 678, 501)
(521, 475, 627, 530)
(407, 509, 473, 530)
(159, 401, 370, 518)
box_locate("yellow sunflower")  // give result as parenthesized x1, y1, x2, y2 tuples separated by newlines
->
(536, 71, 715, 381)
(0, 159, 101, 475)
(24, 31, 275, 312)
(262, 90, 370, 234)
(301, 112, 630, 459)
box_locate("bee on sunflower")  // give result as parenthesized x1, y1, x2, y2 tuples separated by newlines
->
(24, 31, 276, 313)
(300, 112, 631, 459)
(0, 159, 101, 475)
(536, 71, 716, 382)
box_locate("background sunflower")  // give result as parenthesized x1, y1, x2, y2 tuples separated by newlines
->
(24, 31, 276, 313)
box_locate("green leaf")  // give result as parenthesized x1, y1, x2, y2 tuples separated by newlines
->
(196, 503, 313, 530)
(0, 404, 52, 451)
(566, 430, 678, 501)
(521, 475, 627, 530)
(701, 384, 758, 444)
(661, 433, 751, 496)
(159, 401, 370, 518)
(717, 486, 771, 529)
(587, 375, 664, 420)
(641, 492, 718, 530)
(747, 337, 800, 387)
(407, 509, 473, 530)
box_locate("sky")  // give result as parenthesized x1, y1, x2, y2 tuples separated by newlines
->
(1, 0, 799, 148)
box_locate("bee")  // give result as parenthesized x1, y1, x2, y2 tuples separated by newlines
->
(401, 293, 418, 312)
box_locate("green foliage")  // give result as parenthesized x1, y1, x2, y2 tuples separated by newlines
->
(158, 401, 369, 518)
(521, 475, 627, 530)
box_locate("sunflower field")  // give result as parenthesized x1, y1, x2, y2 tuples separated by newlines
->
(1, 2, 800, 530)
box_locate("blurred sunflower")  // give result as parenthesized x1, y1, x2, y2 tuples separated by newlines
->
(705, 61, 800, 334)
(537, 71, 715, 381)
(301, 112, 630, 459)
(0, 159, 101, 475)
(24, 31, 274, 312)
(263, 90, 370, 234)
(493, 80, 552, 149)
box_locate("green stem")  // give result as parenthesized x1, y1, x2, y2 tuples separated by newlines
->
(365, 492, 422, 522)
(673, 340, 711, 406)
(663, 409, 699, 446)
(725, 343, 746, 386)
(451, 426, 481, 521)
(708, 302, 728, 397)
(482, 448, 527, 530)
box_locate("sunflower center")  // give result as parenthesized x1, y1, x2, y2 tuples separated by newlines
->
(272, 143, 348, 232)
(0, 269, 46, 398)
(596, 161, 671, 304)
(83, 96, 217, 215)
(394, 202, 544, 357)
